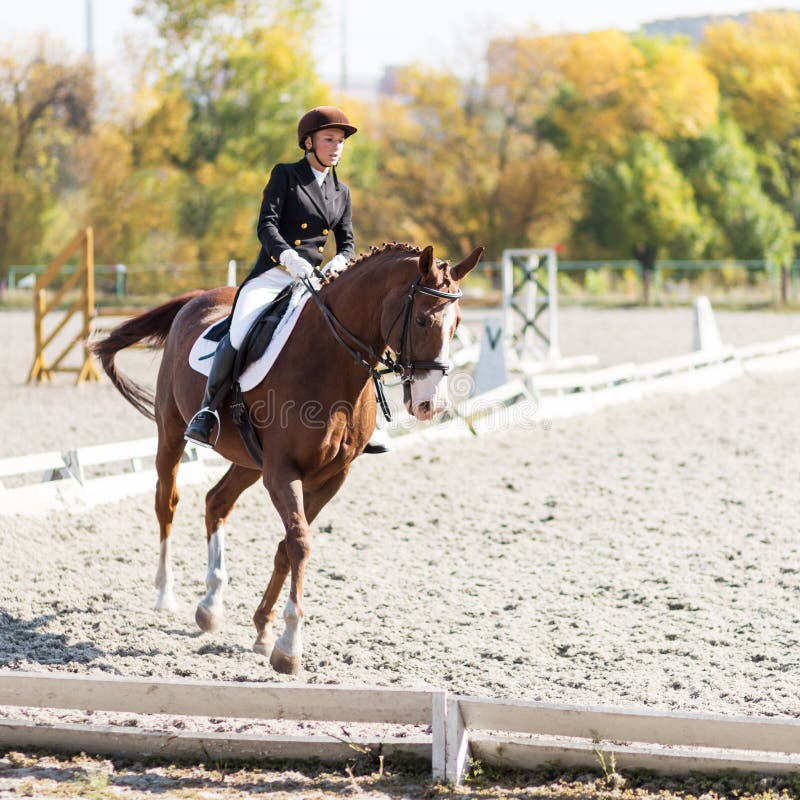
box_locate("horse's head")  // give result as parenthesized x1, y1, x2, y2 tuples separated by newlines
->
(383, 245, 483, 420)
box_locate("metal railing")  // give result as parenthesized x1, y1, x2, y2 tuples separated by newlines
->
(6, 259, 800, 305)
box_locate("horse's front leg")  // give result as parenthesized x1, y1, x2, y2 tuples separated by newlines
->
(252, 538, 289, 658)
(254, 469, 348, 673)
(258, 472, 309, 674)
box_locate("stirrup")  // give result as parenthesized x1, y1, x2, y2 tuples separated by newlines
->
(184, 407, 221, 449)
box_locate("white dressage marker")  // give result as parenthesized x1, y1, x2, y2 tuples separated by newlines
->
(471, 317, 508, 396)
(692, 295, 724, 353)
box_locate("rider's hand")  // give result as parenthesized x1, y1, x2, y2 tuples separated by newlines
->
(322, 253, 348, 276)
(280, 249, 314, 281)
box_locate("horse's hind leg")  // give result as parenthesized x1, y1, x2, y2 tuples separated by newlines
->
(154, 427, 186, 612)
(195, 463, 261, 633)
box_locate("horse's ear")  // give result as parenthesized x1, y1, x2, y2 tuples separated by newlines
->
(418, 245, 435, 278)
(452, 246, 484, 282)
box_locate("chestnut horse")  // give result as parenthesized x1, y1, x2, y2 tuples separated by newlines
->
(91, 243, 483, 674)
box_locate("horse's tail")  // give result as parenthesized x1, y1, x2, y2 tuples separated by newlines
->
(89, 290, 204, 420)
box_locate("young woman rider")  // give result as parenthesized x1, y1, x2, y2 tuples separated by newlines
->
(184, 105, 390, 454)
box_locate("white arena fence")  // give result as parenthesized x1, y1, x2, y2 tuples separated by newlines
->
(0, 438, 226, 517)
(0, 672, 799, 784)
(387, 333, 800, 442)
(3, 334, 800, 515)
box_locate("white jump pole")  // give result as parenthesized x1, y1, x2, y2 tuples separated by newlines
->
(501, 250, 514, 351)
(546, 248, 560, 360)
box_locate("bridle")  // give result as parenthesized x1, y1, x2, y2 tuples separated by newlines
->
(384, 275, 464, 378)
(301, 272, 463, 420)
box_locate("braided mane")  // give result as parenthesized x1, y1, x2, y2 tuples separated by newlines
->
(326, 242, 455, 286)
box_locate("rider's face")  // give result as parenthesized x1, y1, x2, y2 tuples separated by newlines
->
(307, 128, 346, 168)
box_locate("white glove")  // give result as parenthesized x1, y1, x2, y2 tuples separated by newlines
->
(323, 253, 349, 276)
(280, 249, 314, 281)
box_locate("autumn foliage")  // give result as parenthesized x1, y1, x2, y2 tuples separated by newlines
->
(0, 4, 798, 286)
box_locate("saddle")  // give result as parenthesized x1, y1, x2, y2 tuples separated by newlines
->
(204, 285, 294, 466)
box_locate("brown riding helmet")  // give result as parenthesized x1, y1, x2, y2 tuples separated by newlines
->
(297, 106, 357, 150)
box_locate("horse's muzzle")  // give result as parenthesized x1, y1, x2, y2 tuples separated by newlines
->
(405, 372, 449, 420)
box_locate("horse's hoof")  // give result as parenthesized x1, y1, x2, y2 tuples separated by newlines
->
(270, 646, 301, 675)
(154, 591, 178, 613)
(195, 603, 222, 633)
(252, 640, 274, 658)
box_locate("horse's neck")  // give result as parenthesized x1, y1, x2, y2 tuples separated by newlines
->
(321, 253, 414, 355)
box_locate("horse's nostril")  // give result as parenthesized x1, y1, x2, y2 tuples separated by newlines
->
(418, 401, 431, 415)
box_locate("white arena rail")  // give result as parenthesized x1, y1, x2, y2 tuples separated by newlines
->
(2, 333, 800, 516)
(736, 334, 800, 372)
(0, 671, 445, 777)
(446, 695, 800, 784)
(0, 439, 226, 517)
(526, 337, 800, 420)
(1, 672, 800, 783)
(0, 450, 69, 486)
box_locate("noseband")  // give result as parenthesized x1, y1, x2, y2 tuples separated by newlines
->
(302, 272, 462, 419)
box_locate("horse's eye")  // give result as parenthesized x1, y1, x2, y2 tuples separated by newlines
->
(415, 314, 427, 327)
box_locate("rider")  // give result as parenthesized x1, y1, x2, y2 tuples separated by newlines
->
(184, 105, 390, 454)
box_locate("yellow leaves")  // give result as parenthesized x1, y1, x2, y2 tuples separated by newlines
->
(126, 81, 191, 168)
(640, 41, 718, 139)
(703, 12, 800, 143)
(353, 64, 578, 259)
(541, 32, 644, 159)
(562, 30, 645, 104)
(226, 25, 299, 85)
(537, 31, 718, 161)
(0, 39, 95, 271)
(396, 65, 464, 112)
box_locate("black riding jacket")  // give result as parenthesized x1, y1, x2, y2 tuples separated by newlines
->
(243, 157, 355, 285)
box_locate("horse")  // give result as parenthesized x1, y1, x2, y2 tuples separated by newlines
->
(90, 242, 483, 674)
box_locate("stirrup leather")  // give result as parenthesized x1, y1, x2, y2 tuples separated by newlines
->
(184, 407, 221, 448)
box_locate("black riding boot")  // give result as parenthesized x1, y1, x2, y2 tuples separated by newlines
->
(184, 334, 238, 447)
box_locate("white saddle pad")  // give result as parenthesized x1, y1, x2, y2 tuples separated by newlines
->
(189, 285, 312, 392)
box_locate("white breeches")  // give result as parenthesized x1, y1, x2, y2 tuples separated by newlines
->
(229, 268, 294, 349)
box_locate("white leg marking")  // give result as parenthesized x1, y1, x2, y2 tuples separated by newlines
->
(197, 527, 228, 624)
(154, 538, 178, 612)
(274, 599, 303, 657)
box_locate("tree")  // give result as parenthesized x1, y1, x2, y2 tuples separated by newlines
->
(355, 64, 576, 261)
(702, 12, 800, 297)
(534, 31, 718, 165)
(130, 0, 328, 265)
(702, 12, 800, 146)
(675, 118, 794, 265)
(0, 38, 93, 280)
(491, 30, 721, 300)
(575, 134, 712, 303)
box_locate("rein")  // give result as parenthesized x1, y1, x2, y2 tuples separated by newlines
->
(301, 271, 463, 421)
